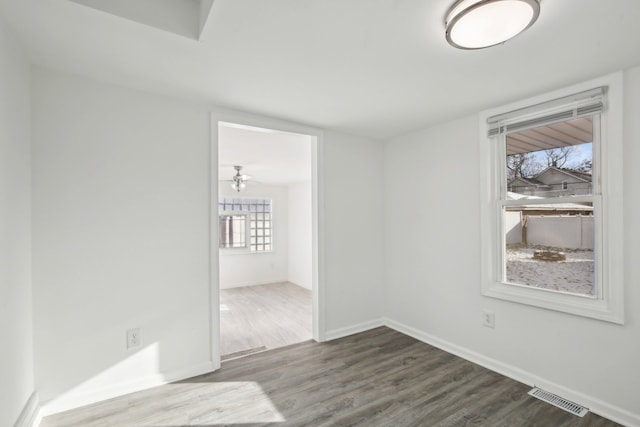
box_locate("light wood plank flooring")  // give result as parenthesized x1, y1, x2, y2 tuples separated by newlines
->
(41, 327, 619, 426)
(220, 282, 312, 359)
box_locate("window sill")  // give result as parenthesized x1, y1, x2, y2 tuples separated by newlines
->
(482, 281, 623, 324)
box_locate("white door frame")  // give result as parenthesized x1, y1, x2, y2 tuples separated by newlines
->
(209, 109, 325, 370)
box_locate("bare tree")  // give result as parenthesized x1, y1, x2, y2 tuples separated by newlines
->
(545, 146, 576, 168)
(506, 153, 544, 181)
(574, 158, 593, 174)
(506, 153, 528, 180)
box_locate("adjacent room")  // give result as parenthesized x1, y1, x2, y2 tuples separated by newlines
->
(2, 1, 640, 426)
(217, 122, 313, 360)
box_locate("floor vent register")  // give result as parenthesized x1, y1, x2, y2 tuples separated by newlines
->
(528, 387, 589, 417)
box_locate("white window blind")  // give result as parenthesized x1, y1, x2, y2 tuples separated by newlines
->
(487, 87, 606, 137)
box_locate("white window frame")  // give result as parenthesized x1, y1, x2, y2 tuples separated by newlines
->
(478, 72, 624, 324)
(218, 198, 274, 254)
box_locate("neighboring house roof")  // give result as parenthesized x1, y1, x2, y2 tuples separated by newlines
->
(559, 168, 592, 181)
(509, 176, 547, 187)
(508, 167, 592, 187)
(535, 167, 591, 183)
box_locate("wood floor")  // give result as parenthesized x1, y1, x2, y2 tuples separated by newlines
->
(220, 282, 312, 359)
(41, 327, 619, 427)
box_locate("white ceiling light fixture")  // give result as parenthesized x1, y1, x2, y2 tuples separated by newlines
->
(445, 0, 540, 49)
(230, 165, 250, 192)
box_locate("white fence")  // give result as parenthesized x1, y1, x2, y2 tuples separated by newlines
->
(505, 213, 594, 250)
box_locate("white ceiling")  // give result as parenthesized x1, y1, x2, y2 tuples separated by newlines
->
(218, 123, 311, 186)
(2, 0, 640, 140)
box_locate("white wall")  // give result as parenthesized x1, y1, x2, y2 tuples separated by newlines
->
(31, 68, 213, 413)
(0, 18, 36, 427)
(323, 131, 385, 335)
(29, 67, 386, 413)
(383, 67, 640, 425)
(287, 181, 312, 290)
(218, 182, 289, 289)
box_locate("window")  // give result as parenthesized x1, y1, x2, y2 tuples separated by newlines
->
(218, 198, 272, 252)
(479, 74, 624, 323)
(219, 214, 247, 249)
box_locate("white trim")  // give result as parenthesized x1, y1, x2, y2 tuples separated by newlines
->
(311, 130, 325, 342)
(219, 278, 290, 289)
(40, 361, 215, 417)
(323, 318, 385, 341)
(209, 107, 326, 360)
(384, 318, 640, 427)
(479, 71, 624, 324)
(13, 391, 42, 427)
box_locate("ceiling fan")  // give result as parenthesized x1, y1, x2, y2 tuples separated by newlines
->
(229, 165, 251, 192)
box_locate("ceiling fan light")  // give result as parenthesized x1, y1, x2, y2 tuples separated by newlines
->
(445, 0, 540, 49)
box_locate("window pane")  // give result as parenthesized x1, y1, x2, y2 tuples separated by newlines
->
(506, 117, 594, 198)
(503, 203, 594, 296)
(218, 215, 246, 249)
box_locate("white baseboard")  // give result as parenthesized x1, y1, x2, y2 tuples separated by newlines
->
(40, 361, 215, 417)
(324, 318, 385, 341)
(220, 278, 289, 289)
(13, 391, 42, 427)
(384, 318, 640, 427)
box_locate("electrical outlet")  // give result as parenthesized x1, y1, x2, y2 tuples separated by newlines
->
(483, 310, 495, 328)
(127, 328, 140, 349)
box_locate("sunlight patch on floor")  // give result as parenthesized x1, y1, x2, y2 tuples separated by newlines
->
(165, 381, 285, 425)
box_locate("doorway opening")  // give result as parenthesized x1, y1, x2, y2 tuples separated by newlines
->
(215, 121, 318, 361)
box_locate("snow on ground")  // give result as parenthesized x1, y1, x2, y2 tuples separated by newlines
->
(506, 244, 594, 296)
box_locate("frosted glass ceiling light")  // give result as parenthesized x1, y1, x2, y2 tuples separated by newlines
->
(445, 0, 540, 49)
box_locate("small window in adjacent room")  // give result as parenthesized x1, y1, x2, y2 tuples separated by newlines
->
(479, 74, 624, 324)
(219, 214, 247, 249)
(218, 198, 273, 252)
